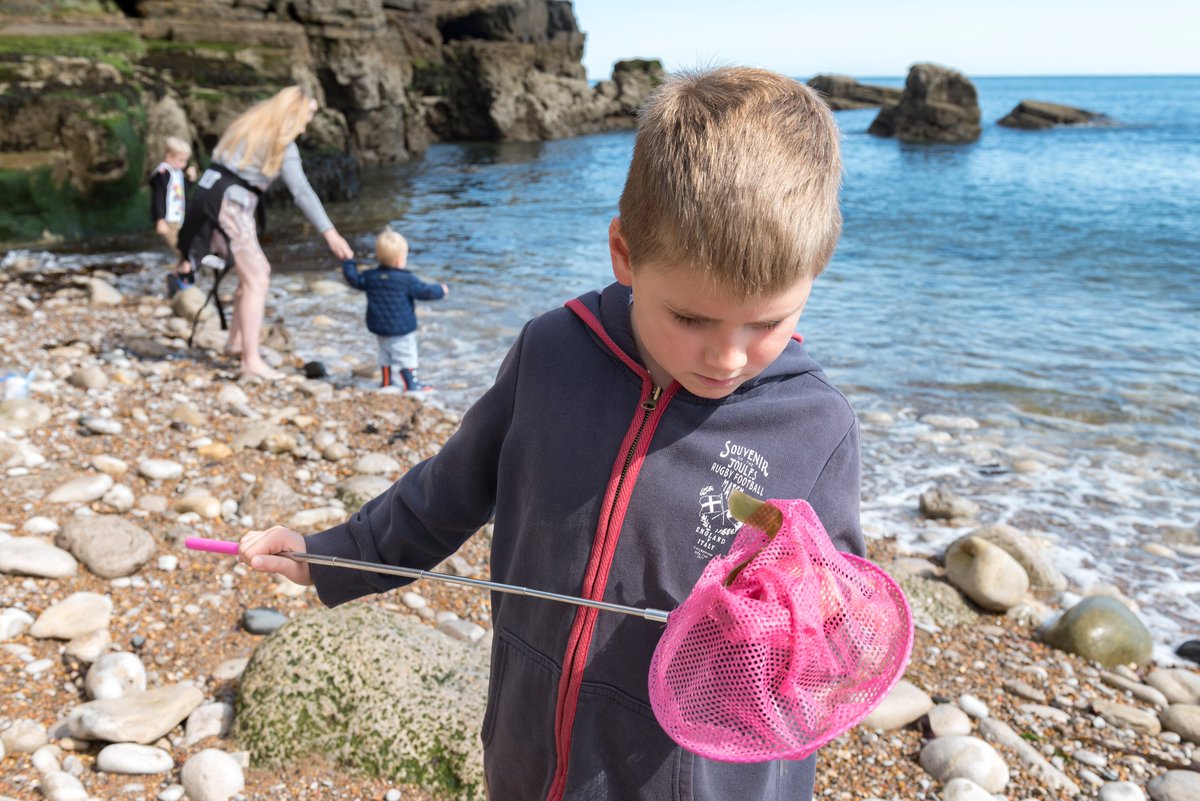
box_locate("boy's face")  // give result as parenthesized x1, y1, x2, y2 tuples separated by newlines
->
(165, 151, 189, 170)
(609, 218, 814, 399)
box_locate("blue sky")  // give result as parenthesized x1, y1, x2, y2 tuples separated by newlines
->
(573, 0, 1200, 80)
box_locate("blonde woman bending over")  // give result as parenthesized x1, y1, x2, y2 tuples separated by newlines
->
(177, 86, 355, 379)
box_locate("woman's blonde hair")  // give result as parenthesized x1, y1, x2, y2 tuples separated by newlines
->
(213, 86, 314, 179)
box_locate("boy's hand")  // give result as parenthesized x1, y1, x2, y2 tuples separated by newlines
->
(239, 526, 312, 585)
(185, 165, 198, 182)
(155, 219, 168, 235)
(441, 283, 450, 296)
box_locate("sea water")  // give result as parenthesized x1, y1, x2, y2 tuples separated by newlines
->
(23, 75, 1200, 661)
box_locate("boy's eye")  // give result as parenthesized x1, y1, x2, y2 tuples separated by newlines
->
(754, 320, 784, 331)
(671, 311, 702, 326)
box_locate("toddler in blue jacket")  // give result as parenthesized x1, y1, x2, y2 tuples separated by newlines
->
(342, 228, 448, 391)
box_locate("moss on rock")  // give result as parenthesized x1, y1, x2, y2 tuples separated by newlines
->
(0, 32, 145, 76)
(0, 76, 149, 243)
(235, 604, 487, 800)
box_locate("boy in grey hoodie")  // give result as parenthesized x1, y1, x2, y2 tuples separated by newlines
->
(240, 66, 861, 801)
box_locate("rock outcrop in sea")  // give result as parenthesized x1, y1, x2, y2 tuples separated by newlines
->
(807, 73, 902, 110)
(868, 62, 982, 144)
(0, 0, 663, 242)
(998, 99, 1109, 129)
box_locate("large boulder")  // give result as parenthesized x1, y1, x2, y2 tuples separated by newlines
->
(998, 100, 1107, 130)
(1043, 596, 1153, 667)
(869, 63, 981, 144)
(236, 604, 488, 799)
(966, 524, 1066, 592)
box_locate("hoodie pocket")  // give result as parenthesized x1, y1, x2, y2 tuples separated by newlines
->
(480, 628, 561, 801)
(563, 677, 693, 800)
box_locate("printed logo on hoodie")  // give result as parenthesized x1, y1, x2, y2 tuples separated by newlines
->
(693, 439, 772, 560)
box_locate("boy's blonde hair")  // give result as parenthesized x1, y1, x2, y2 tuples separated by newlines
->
(213, 86, 313, 179)
(376, 228, 409, 266)
(618, 67, 843, 296)
(164, 136, 191, 158)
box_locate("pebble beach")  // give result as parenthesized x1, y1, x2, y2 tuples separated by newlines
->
(1, 260, 1198, 801)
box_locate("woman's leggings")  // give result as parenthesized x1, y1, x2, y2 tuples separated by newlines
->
(212, 184, 270, 362)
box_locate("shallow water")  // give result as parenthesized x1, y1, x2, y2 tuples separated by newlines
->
(19, 75, 1200, 661)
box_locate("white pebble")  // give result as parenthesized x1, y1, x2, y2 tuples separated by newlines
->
(21, 516, 60, 535)
(158, 784, 186, 801)
(958, 693, 989, 719)
(39, 771, 88, 801)
(31, 744, 62, 774)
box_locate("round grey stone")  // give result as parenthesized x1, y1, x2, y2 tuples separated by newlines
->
(1099, 781, 1146, 801)
(29, 592, 112, 639)
(919, 735, 1009, 793)
(1, 718, 49, 752)
(80, 416, 123, 435)
(1148, 771, 1200, 801)
(1160, 704, 1200, 745)
(184, 702, 235, 746)
(927, 704, 972, 737)
(0, 537, 78, 578)
(46, 473, 114, 504)
(38, 771, 88, 801)
(352, 452, 401, 476)
(180, 749, 245, 801)
(85, 652, 147, 700)
(1044, 596, 1153, 668)
(96, 743, 174, 774)
(943, 777, 994, 801)
(137, 458, 184, 481)
(56, 516, 156, 578)
(243, 607, 288, 635)
(864, 679, 933, 730)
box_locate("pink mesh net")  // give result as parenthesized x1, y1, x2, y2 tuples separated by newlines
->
(648, 498, 913, 763)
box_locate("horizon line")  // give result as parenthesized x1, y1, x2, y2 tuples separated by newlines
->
(586, 68, 1200, 81)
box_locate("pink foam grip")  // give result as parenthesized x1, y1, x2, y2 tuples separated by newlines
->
(185, 537, 240, 556)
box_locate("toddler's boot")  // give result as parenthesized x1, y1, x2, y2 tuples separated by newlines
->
(399, 368, 433, 392)
(380, 365, 392, 387)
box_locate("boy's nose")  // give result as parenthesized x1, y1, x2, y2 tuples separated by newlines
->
(705, 337, 748, 373)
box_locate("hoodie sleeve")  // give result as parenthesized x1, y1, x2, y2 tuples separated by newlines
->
(805, 418, 865, 558)
(303, 323, 526, 607)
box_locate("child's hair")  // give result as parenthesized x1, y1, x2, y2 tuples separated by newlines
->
(376, 228, 409, 266)
(164, 136, 192, 159)
(213, 86, 314, 179)
(618, 66, 843, 296)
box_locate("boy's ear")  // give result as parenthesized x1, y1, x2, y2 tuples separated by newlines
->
(609, 217, 634, 286)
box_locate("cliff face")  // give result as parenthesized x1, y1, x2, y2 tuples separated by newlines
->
(0, 0, 663, 242)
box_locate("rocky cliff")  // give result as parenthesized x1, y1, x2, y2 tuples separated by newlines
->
(0, 0, 663, 242)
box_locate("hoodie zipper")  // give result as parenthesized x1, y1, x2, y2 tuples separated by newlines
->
(546, 382, 665, 801)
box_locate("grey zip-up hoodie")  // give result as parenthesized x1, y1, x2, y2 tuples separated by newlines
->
(305, 281, 864, 801)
